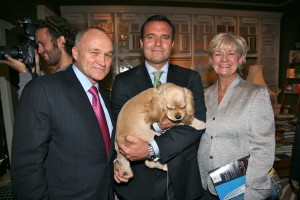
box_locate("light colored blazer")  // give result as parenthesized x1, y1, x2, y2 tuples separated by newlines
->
(198, 75, 275, 200)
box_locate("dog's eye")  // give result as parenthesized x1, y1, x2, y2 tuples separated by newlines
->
(167, 106, 175, 110)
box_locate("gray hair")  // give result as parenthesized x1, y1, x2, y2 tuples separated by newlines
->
(208, 32, 248, 67)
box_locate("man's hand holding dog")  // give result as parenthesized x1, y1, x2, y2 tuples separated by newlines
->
(114, 118, 178, 184)
(157, 118, 179, 130)
(118, 135, 148, 161)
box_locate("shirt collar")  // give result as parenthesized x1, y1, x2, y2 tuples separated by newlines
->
(145, 61, 169, 75)
(72, 64, 99, 92)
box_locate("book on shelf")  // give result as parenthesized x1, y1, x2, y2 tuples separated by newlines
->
(275, 123, 296, 140)
(275, 113, 295, 120)
(276, 138, 294, 147)
(209, 155, 280, 200)
(276, 131, 295, 140)
(275, 153, 291, 161)
(275, 138, 294, 154)
(276, 123, 296, 132)
(275, 148, 293, 154)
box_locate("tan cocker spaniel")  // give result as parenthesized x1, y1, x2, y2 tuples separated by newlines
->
(115, 83, 205, 176)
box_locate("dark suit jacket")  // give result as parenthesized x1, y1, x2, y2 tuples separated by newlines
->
(11, 66, 115, 200)
(290, 114, 300, 196)
(111, 63, 206, 200)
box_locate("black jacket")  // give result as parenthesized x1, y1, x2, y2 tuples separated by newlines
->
(111, 64, 206, 200)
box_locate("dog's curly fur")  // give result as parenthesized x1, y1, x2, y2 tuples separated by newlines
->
(115, 83, 205, 176)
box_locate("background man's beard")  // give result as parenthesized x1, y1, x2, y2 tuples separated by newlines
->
(45, 47, 62, 66)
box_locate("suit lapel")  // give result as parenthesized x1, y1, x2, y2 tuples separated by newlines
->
(135, 64, 153, 89)
(167, 64, 182, 85)
(63, 67, 109, 158)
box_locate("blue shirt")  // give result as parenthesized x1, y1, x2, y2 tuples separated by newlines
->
(72, 64, 113, 137)
(145, 62, 168, 85)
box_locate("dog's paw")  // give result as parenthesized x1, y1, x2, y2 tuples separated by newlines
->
(117, 156, 133, 176)
(162, 165, 168, 171)
(145, 160, 168, 171)
(190, 118, 206, 130)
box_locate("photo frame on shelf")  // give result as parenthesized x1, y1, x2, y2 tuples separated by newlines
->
(180, 24, 189, 33)
(130, 34, 140, 51)
(289, 50, 300, 64)
(117, 56, 143, 73)
(91, 22, 113, 33)
(118, 23, 129, 33)
(130, 23, 140, 33)
(180, 33, 190, 53)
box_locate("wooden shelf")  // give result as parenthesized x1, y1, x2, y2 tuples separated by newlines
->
(280, 76, 300, 115)
(273, 159, 291, 178)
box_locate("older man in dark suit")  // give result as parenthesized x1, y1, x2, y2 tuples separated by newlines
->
(11, 27, 115, 200)
(112, 14, 206, 200)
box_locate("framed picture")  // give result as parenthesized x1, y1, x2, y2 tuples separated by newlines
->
(289, 50, 300, 64)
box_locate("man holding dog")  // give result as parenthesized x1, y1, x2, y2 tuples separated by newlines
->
(111, 14, 206, 200)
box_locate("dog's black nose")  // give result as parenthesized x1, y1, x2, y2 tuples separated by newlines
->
(175, 114, 181, 119)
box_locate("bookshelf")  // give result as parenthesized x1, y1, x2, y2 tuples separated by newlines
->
(280, 77, 300, 117)
(60, 6, 282, 89)
(274, 115, 296, 177)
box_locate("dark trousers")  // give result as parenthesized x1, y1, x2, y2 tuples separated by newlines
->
(0, 96, 5, 159)
(153, 171, 175, 200)
(200, 189, 219, 200)
(116, 171, 176, 200)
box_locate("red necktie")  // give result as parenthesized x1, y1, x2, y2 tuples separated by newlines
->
(89, 86, 110, 156)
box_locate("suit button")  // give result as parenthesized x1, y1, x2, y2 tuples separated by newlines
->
(213, 117, 215, 120)
(105, 182, 110, 191)
(211, 136, 213, 139)
(210, 156, 213, 159)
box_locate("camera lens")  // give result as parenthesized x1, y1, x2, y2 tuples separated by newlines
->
(0, 46, 21, 60)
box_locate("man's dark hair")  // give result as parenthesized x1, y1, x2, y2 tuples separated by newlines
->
(140, 15, 176, 42)
(37, 16, 78, 56)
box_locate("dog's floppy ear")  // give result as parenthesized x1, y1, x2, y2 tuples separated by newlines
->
(145, 88, 164, 123)
(146, 86, 167, 123)
(183, 87, 195, 124)
(157, 89, 168, 122)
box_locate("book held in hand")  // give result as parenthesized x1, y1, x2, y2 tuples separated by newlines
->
(209, 155, 281, 200)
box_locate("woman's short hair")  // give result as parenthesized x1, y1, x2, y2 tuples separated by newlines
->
(208, 32, 248, 66)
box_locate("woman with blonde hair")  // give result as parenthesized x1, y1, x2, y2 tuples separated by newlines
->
(198, 32, 275, 200)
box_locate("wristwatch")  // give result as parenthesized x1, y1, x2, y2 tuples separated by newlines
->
(147, 143, 156, 160)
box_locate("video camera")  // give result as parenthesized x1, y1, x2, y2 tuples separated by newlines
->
(0, 17, 36, 68)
